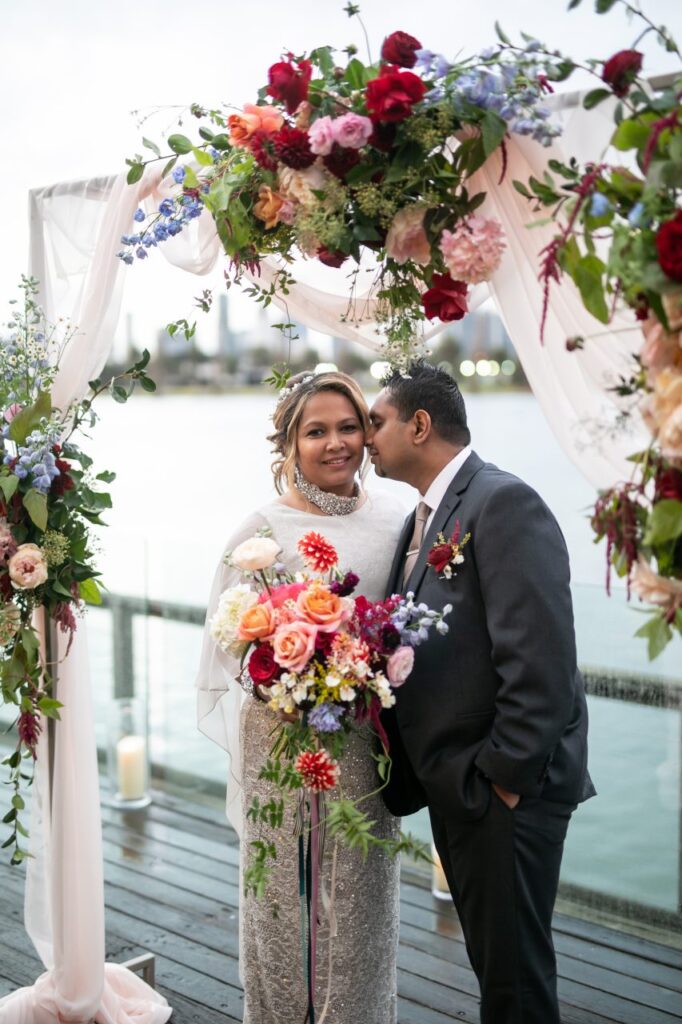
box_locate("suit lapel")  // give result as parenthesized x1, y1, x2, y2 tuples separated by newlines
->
(405, 451, 485, 594)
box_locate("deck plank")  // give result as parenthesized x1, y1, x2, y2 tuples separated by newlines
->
(0, 787, 679, 1023)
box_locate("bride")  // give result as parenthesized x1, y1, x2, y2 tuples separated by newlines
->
(196, 370, 405, 1024)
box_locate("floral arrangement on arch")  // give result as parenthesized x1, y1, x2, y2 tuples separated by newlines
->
(504, 0, 681, 656)
(209, 528, 451, 898)
(121, 5, 566, 368)
(0, 278, 156, 860)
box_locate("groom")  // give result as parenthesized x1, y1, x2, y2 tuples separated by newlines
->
(367, 362, 594, 1024)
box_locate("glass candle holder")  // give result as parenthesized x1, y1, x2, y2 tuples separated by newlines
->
(106, 697, 151, 809)
(431, 842, 451, 901)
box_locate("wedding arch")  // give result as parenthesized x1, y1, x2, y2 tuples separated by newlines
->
(0, 85, 648, 1024)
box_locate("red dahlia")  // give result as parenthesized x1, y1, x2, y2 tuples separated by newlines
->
(317, 247, 348, 268)
(273, 125, 316, 169)
(297, 532, 339, 573)
(250, 130, 278, 172)
(295, 749, 340, 792)
(381, 30, 423, 69)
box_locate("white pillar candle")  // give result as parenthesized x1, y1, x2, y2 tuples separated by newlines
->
(116, 735, 147, 801)
(431, 843, 451, 901)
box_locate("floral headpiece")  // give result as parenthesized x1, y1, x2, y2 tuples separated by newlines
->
(276, 374, 315, 405)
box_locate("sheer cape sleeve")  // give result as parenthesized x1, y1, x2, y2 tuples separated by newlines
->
(195, 510, 270, 837)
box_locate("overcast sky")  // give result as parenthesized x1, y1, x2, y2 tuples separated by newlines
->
(1, 0, 680, 351)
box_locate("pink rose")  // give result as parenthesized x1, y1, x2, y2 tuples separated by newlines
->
(309, 116, 335, 156)
(331, 112, 373, 150)
(3, 403, 22, 424)
(273, 620, 318, 672)
(386, 645, 415, 687)
(385, 206, 431, 266)
(296, 585, 352, 632)
(8, 544, 48, 590)
(631, 556, 682, 615)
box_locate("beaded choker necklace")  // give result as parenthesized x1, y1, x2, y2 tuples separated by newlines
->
(294, 466, 360, 516)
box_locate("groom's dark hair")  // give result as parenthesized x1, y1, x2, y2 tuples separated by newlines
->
(381, 361, 470, 446)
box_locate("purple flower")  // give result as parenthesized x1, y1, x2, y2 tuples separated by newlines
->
(172, 166, 186, 184)
(159, 199, 175, 217)
(307, 703, 345, 734)
(133, 208, 146, 222)
(330, 571, 359, 597)
(136, 247, 148, 259)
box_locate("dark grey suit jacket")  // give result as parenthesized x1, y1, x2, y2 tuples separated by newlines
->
(382, 451, 595, 820)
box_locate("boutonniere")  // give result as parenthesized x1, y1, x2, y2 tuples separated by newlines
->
(427, 520, 471, 580)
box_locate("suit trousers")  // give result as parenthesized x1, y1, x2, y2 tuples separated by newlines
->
(429, 789, 575, 1024)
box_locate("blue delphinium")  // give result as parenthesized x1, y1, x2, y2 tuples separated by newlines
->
(133, 208, 146, 223)
(172, 166, 186, 184)
(4, 428, 62, 493)
(117, 182, 206, 264)
(589, 193, 612, 218)
(308, 703, 345, 733)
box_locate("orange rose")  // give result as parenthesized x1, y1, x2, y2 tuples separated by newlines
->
(273, 621, 318, 672)
(296, 585, 352, 632)
(254, 185, 284, 229)
(237, 600, 276, 641)
(228, 104, 284, 146)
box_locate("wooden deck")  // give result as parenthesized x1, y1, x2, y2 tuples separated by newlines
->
(0, 787, 680, 1024)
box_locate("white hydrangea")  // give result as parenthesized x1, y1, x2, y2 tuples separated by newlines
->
(209, 584, 257, 656)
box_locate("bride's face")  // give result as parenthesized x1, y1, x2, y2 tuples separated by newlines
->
(296, 391, 365, 496)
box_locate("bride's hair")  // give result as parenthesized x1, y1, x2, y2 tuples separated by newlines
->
(268, 371, 370, 494)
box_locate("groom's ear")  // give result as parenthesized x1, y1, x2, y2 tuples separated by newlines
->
(412, 409, 432, 445)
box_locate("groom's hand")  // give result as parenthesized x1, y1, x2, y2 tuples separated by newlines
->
(492, 783, 520, 810)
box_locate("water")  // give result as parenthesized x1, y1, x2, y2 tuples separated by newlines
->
(63, 391, 682, 920)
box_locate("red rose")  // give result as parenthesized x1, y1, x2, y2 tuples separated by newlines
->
(381, 31, 423, 69)
(267, 58, 313, 115)
(421, 273, 469, 322)
(51, 458, 75, 497)
(248, 643, 281, 686)
(655, 467, 682, 502)
(656, 212, 682, 282)
(365, 66, 426, 123)
(317, 247, 348, 268)
(601, 50, 643, 98)
(369, 119, 397, 152)
(427, 543, 453, 574)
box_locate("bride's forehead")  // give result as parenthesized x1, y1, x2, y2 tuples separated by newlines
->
(299, 391, 361, 422)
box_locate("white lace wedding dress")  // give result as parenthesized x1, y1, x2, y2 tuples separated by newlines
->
(196, 489, 406, 1024)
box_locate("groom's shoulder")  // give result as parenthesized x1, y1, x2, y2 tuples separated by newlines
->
(468, 456, 546, 506)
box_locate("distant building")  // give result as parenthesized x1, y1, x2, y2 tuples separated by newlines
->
(217, 293, 237, 359)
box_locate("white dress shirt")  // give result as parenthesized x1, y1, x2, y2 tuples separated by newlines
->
(421, 446, 473, 533)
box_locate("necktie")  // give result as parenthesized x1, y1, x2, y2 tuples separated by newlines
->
(402, 501, 431, 588)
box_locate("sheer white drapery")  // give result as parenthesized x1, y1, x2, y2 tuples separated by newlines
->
(1, 85, 646, 1020)
(0, 169, 171, 1024)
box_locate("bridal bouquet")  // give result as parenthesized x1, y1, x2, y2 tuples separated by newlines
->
(0, 277, 155, 860)
(508, 1, 682, 656)
(121, 5, 564, 367)
(210, 528, 450, 896)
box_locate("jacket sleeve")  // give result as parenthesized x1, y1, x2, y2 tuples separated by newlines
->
(472, 479, 578, 797)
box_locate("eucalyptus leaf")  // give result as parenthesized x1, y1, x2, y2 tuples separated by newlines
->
(167, 133, 193, 155)
(644, 499, 682, 545)
(126, 162, 144, 185)
(574, 254, 609, 323)
(79, 578, 103, 606)
(635, 613, 672, 660)
(583, 88, 612, 110)
(142, 137, 161, 157)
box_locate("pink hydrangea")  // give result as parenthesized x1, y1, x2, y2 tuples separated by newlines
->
(439, 216, 506, 285)
(331, 112, 373, 149)
(308, 116, 335, 156)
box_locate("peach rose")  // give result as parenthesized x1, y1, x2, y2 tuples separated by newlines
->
(631, 556, 682, 613)
(642, 367, 682, 458)
(231, 536, 281, 571)
(228, 103, 283, 146)
(640, 316, 681, 380)
(296, 585, 352, 632)
(8, 543, 48, 590)
(273, 621, 318, 672)
(253, 185, 284, 229)
(237, 600, 277, 641)
(385, 206, 432, 266)
(278, 163, 328, 208)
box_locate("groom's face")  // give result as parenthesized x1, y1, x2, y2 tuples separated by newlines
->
(367, 390, 413, 481)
